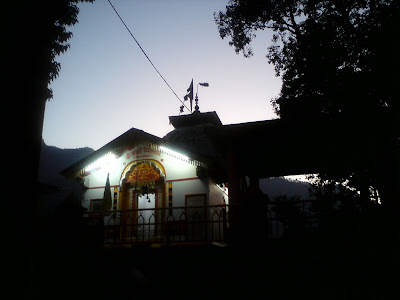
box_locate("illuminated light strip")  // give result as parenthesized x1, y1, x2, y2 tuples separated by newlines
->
(159, 146, 189, 161)
(84, 152, 116, 173)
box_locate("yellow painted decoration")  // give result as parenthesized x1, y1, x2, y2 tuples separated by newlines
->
(126, 163, 161, 185)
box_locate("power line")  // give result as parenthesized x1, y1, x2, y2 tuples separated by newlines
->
(107, 0, 190, 112)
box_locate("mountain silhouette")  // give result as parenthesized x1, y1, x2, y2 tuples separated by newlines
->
(260, 177, 311, 200)
(38, 139, 94, 185)
(38, 140, 94, 217)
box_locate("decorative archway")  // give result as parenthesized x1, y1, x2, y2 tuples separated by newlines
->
(119, 160, 166, 242)
(120, 159, 166, 184)
(126, 162, 163, 187)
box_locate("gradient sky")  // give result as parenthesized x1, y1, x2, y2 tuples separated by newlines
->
(43, 0, 282, 150)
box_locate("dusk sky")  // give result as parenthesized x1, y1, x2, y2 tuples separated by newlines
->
(43, 0, 282, 150)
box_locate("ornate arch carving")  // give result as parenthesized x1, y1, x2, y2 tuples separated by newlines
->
(120, 159, 166, 186)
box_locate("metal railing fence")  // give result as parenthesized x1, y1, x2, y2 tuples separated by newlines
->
(81, 198, 361, 247)
(83, 204, 229, 246)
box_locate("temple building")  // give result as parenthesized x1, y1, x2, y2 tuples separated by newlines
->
(62, 105, 397, 247)
(61, 111, 229, 246)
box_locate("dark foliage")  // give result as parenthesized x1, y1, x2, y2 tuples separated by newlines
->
(3, 1, 93, 296)
(23, 0, 93, 100)
(215, 0, 399, 208)
(4, 0, 94, 103)
(215, 0, 400, 118)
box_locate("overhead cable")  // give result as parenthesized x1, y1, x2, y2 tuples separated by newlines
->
(107, 0, 190, 112)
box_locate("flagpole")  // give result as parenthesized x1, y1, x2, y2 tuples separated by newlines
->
(183, 79, 194, 113)
(182, 80, 208, 114)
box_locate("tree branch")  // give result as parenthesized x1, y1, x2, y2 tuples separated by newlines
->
(288, 5, 302, 38)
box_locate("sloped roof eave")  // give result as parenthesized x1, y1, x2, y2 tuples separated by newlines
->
(60, 127, 207, 179)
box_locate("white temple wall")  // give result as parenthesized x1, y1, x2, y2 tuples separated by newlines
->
(169, 179, 209, 207)
(161, 156, 197, 180)
(82, 187, 105, 211)
(81, 143, 208, 212)
(208, 179, 228, 206)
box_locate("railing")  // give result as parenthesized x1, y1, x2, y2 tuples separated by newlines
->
(267, 198, 362, 240)
(267, 200, 319, 240)
(82, 199, 358, 247)
(83, 205, 229, 247)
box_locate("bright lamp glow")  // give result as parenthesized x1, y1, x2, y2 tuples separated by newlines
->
(160, 146, 189, 161)
(85, 152, 116, 173)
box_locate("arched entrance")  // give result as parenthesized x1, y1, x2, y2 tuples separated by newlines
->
(120, 160, 166, 242)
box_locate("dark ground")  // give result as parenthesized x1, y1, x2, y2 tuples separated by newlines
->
(27, 234, 399, 300)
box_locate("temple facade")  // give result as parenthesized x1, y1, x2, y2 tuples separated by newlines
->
(62, 114, 228, 246)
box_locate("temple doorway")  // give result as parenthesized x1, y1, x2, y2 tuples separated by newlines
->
(136, 192, 156, 239)
(120, 160, 166, 242)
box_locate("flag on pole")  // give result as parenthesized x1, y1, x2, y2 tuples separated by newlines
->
(103, 173, 112, 213)
(183, 79, 194, 112)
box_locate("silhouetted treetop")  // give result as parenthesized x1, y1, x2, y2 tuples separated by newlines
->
(4, 1, 94, 101)
(215, 0, 400, 119)
(46, 0, 95, 100)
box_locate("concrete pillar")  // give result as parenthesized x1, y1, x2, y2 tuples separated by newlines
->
(226, 142, 243, 246)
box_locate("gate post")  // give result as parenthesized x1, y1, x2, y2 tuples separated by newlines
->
(226, 143, 245, 247)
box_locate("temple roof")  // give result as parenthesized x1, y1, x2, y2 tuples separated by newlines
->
(165, 111, 224, 158)
(61, 127, 206, 179)
(169, 111, 222, 129)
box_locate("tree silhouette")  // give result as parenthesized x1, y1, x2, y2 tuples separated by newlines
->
(215, 0, 399, 118)
(3, 0, 93, 295)
(215, 0, 399, 210)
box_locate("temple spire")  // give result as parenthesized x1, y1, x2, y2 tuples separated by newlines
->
(181, 80, 209, 114)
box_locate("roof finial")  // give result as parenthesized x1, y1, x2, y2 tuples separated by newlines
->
(194, 94, 199, 113)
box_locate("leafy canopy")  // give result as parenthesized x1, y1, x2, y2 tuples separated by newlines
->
(40, 0, 94, 100)
(215, 0, 399, 119)
(215, 0, 399, 206)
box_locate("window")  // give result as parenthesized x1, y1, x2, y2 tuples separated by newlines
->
(89, 199, 110, 217)
(90, 199, 103, 212)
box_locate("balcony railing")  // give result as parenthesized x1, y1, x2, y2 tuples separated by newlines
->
(83, 204, 229, 247)
(81, 199, 358, 247)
